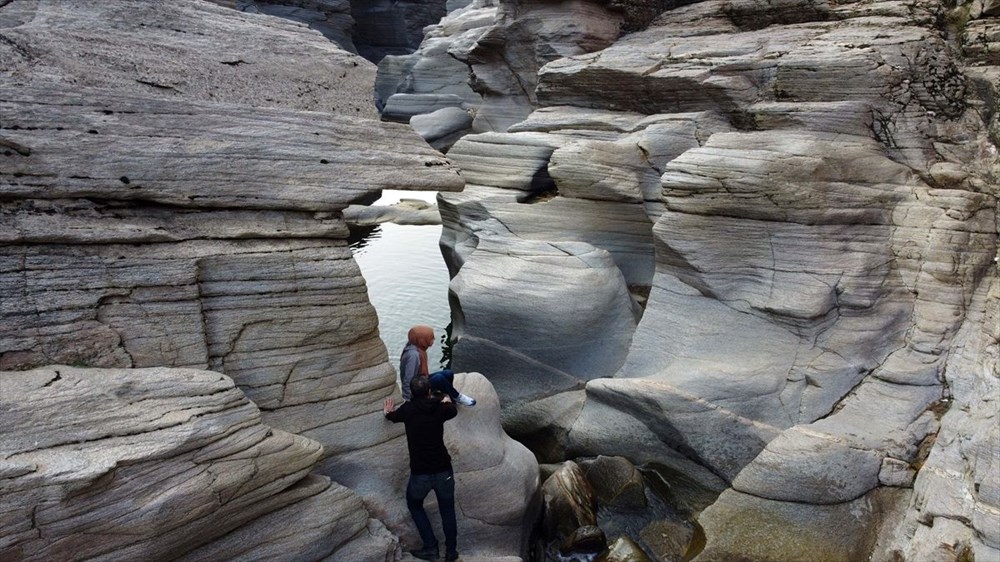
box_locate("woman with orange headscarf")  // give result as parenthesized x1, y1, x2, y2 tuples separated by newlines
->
(401, 325, 476, 406)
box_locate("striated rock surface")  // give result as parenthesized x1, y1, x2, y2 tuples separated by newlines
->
(448, 236, 639, 439)
(343, 198, 443, 226)
(227, 0, 358, 53)
(432, 0, 999, 556)
(0, 366, 396, 561)
(0, 0, 492, 559)
(1, 0, 377, 115)
(350, 0, 449, 62)
(541, 461, 598, 539)
(377, 0, 652, 135)
(376, 0, 495, 119)
(876, 274, 1000, 560)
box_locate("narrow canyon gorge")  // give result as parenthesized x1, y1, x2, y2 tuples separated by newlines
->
(1, 0, 997, 560)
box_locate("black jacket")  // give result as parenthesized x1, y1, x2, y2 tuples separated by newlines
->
(385, 396, 458, 474)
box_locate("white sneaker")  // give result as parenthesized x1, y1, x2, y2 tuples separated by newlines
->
(456, 393, 476, 407)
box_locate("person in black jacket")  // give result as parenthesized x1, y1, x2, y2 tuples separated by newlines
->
(384, 376, 460, 561)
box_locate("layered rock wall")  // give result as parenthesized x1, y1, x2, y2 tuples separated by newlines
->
(0, 366, 396, 561)
(431, 0, 999, 557)
(2, 1, 538, 560)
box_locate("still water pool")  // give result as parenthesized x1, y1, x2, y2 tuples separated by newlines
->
(349, 191, 452, 371)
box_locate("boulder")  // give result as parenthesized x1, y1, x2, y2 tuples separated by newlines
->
(560, 525, 607, 555)
(581, 456, 647, 510)
(343, 199, 442, 226)
(410, 106, 475, 151)
(596, 536, 655, 562)
(693, 488, 902, 562)
(541, 461, 597, 539)
(448, 237, 639, 431)
(0, 366, 394, 561)
(638, 520, 694, 562)
(446, 372, 541, 556)
(372, 372, 540, 557)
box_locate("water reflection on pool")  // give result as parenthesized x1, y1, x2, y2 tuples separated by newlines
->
(349, 191, 452, 371)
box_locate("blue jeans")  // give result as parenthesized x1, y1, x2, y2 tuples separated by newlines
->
(406, 469, 457, 554)
(429, 369, 459, 400)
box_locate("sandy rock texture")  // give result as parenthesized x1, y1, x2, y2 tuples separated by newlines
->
(430, 0, 999, 557)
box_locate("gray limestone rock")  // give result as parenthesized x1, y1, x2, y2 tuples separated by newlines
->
(548, 138, 662, 204)
(375, 1, 494, 116)
(693, 488, 903, 562)
(410, 106, 475, 151)
(343, 198, 442, 226)
(439, 184, 656, 287)
(367, 372, 540, 557)
(449, 237, 638, 431)
(0, 366, 394, 561)
(243, 0, 357, 52)
(0, 1, 473, 558)
(878, 275, 1000, 559)
(436, 0, 998, 556)
(1, 0, 377, 116)
(446, 132, 566, 191)
(596, 536, 655, 562)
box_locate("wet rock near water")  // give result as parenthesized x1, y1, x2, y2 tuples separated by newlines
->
(581, 456, 648, 511)
(560, 525, 608, 556)
(535, 456, 694, 562)
(541, 461, 598, 539)
(596, 536, 655, 562)
(344, 198, 442, 226)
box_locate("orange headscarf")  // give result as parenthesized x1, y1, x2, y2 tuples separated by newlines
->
(407, 325, 435, 376)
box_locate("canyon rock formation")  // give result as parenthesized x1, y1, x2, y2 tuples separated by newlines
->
(0, 366, 398, 561)
(1, 0, 997, 560)
(1, 1, 536, 560)
(408, 0, 999, 558)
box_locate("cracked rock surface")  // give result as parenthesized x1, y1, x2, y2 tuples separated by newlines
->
(426, 0, 999, 557)
(0, 366, 396, 561)
(0, 1, 537, 560)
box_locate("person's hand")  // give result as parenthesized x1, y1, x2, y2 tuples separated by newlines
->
(440, 395, 452, 404)
(383, 397, 395, 414)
